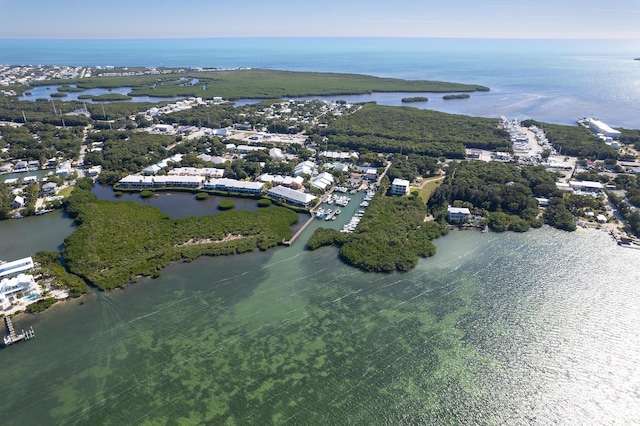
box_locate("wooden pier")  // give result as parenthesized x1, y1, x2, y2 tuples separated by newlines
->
(3, 315, 35, 346)
(283, 214, 315, 246)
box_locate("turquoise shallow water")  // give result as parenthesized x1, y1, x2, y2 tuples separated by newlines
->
(2, 221, 640, 424)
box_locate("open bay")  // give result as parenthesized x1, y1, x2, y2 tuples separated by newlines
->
(1, 210, 640, 423)
(2, 37, 640, 423)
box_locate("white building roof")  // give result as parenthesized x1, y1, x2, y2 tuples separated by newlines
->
(205, 178, 264, 191)
(569, 180, 603, 189)
(447, 206, 471, 215)
(0, 256, 34, 279)
(168, 167, 224, 178)
(268, 185, 316, 205)
(269, 147, 284, 160)
(392, 178, 410, 187)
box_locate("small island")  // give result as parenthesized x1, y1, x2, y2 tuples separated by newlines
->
(443, 94, 470, 100)
(57, 85, 86, 93)
(401, 96, 429, 103)
(78, 93, 132, 102)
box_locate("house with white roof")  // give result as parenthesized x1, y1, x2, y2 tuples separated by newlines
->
(269, 148, 285, 161)
(390, 178, 410, 196)
(294, 161, 315, 177)
(311, 172, 334, 192)
(0, 257, 38, 310)
(447, 206, 471, 223)
(203, 178, 264, 194)
(11, 195, 24, 209)
(268, 185, 317, 207)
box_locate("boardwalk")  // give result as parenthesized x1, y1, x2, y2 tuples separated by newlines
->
(283, 214, 315, 246)
(3, 315, 35, 346)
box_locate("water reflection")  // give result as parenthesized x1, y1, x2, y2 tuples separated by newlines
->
(20, 84, 183, 103)
(91, 184, 261, 219)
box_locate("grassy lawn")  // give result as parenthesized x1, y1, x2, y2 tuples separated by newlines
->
(414, 176, 445, 202)
(56, 185, 75, 198)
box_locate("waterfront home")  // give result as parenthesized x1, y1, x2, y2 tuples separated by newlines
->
(11, 195, 24, 209)
(448, 206, 471, 223)
(118, 175, 205, 189)
(0, 254, 38, 310)
(203, 178, 264, 195)
(294, 161, 315, 177)
(268, 185, 317, 208)
(168, 167, 224, 178)
(14, 161, 28, 171)
(0, 257, 35, 280)
(390, 178, 410, 196)
(86, 165, 102, 177)
(311, 172, 334, 192)
(56, 160, 72, 176)
(41, 182, 57, 194)
(0, 274, 38, 310)
(143, 164, 163, 175)
(365, 168, 378, 181)
(258, 174, 304, 189)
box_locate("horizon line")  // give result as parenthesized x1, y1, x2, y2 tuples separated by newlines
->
(1, 36, 639, 41)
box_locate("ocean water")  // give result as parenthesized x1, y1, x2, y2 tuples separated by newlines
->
(2, 216, 640, 424)
(2, 37, 639, 127)
(2, 38, 640, 424)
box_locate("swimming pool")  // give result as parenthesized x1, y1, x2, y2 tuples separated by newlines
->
(24, 293, 40, 301)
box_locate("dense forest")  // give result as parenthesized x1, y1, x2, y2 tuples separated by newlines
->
(82, 130, 175, 175)
(33, 69, 490, 100)
(619, 128, 640, 151)
(62, 179, 299, 290)
(386, 154, 441, 182)
(322, 104, 511, 157)
(0, 122, 83, 162)
(307, 185, 447, 272)
(427, 161, 576, 232)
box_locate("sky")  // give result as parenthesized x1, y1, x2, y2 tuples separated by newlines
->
(1, 0, 639, 39)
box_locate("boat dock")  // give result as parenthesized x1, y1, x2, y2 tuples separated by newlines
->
(282, 214, 315, 246)
(3, 315, 35, 346)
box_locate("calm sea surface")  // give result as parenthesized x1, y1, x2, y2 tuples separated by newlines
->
(1, 38, 640, 424)
(2, 38, 639, 127)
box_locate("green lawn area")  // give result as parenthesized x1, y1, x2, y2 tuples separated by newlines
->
(56, 186, 75, 198)
(415, 176, 445, 202)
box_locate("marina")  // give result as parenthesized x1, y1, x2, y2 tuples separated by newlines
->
(2, 315, 35, 346)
